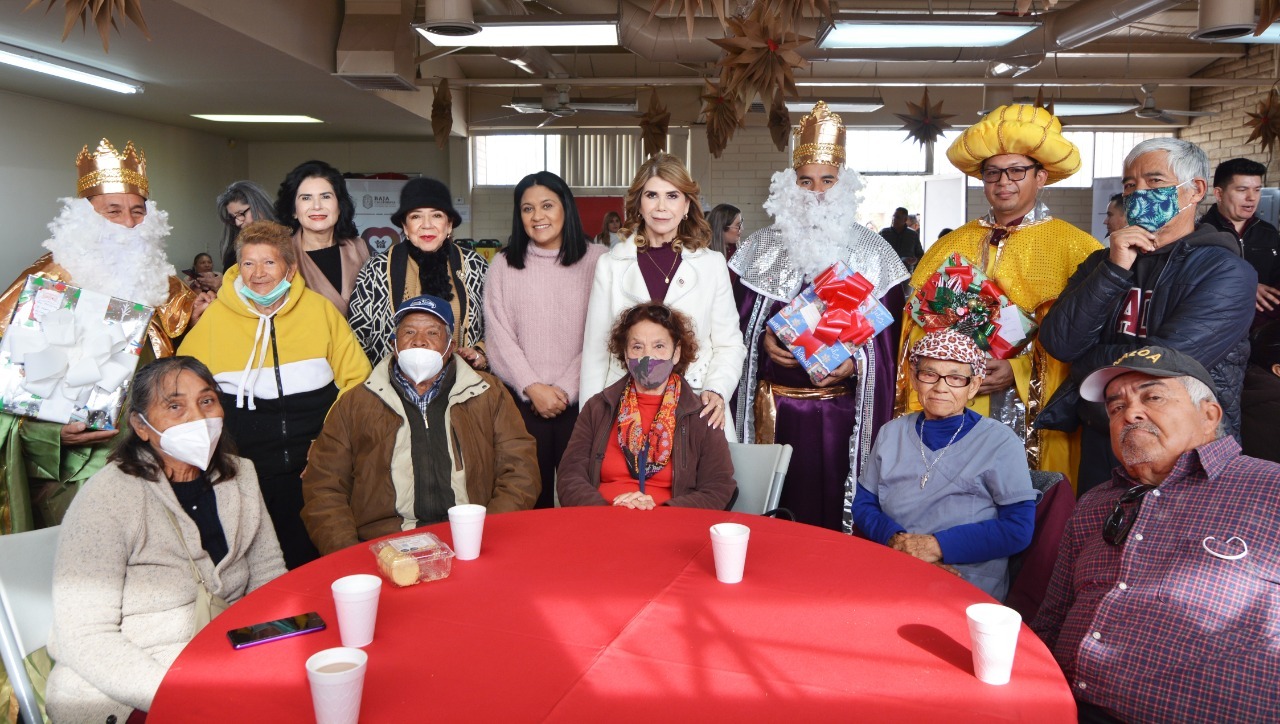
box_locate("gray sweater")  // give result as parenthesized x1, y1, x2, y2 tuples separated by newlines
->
(46, 458, 286, 722)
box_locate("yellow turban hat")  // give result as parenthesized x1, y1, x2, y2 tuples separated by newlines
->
(947, 104, 1080, 185)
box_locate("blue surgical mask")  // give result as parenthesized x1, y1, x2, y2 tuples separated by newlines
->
(1124, 180, 1193, 232)
(236, 276, 291, 306)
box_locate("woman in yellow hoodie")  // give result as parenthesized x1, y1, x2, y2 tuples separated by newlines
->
(179, 221, 370, 567)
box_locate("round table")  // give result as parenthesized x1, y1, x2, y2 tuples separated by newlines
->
(149, 507, 1076, 721)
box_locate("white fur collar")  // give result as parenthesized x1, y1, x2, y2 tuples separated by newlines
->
(42, 197, 175, 308)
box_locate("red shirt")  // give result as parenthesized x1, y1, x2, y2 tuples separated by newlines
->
(598, 391, 673, 505)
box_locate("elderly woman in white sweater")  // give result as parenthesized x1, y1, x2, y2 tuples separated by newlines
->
(46, 357, 286, 722)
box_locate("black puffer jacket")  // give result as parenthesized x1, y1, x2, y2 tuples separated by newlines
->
(1038, 223, 1256, 436)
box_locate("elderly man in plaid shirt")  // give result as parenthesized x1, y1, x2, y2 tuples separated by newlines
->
(1031, 345, 1280, 723)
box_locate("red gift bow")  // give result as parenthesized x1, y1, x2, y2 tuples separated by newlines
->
(806, 267, 877, 351)
(813, 308, 875, 348)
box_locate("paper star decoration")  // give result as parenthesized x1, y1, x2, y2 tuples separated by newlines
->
(25, 0, 150, 51)
(645, 0, 726, 40)
(767, 90, 791, 152)
(895, 90, 955, 148)
(639, 89, 671, 157)
(431, 79, 452, 150)
(1244, 89, 1280, 154)
(700, 77, 745, 159)
(1034, 87, 1056, 119)
(750, 0, 835, 31)
(710, 14, 812, 104)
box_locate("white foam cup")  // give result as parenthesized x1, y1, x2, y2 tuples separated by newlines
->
(448, 504, 487, 561)
(305, 647, 368, 724)
(966, 602, 1022, 685)
(709, 523, 751, 584)
(331, 574, 382, 648)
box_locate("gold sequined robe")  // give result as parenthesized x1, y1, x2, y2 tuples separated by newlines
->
(894, 216, 1101, 487)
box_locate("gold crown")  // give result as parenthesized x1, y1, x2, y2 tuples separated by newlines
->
(792, 101, 845, 169)
(76, 138, 149, 199)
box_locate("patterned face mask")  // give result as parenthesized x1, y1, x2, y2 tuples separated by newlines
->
(1124, 179, 1192, 232)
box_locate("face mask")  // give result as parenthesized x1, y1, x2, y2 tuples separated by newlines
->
(140, 415, 223, 471)
(398, 346, 446, 384)
(1125, 180, 1193, 232)
(627, 355, 675, 389)
(236, 276, 291, 306)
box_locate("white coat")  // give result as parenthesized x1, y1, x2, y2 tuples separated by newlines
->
(580, 236, 746, 412)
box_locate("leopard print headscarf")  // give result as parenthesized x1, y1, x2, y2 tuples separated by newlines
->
(910, 328, 987, 378)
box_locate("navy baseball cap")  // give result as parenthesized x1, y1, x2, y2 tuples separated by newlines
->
(393, 294, 454, 332)
(1080, 345, 1217, 402)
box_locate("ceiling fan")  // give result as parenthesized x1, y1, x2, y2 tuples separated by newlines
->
(1134, 84, 1217, 124)
(503, 86, 639, 128)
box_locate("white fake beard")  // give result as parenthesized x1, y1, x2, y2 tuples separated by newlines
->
(763, 168, 867, 278)
(42, 197, 176, 308)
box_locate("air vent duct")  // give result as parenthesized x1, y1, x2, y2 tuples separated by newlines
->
(421, 0, 481, 37)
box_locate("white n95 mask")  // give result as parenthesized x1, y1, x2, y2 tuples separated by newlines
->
(140, 415, 223, 471)
(398, 347, 446, 384)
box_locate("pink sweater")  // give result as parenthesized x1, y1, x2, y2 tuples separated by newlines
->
(484, 243, 605, 403)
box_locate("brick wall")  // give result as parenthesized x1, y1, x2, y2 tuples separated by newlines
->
(1183, 44, 1279, 178)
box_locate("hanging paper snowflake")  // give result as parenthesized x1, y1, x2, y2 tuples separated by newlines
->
(431, 79, 452, 150)
(25, 0, 150, 51)
(895, 89, 955, 148)
(639, 89, 671, 157)
(1244, 88, 1280, 154)
(710, 14, 811, 104)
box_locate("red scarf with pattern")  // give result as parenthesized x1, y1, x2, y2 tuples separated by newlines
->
(617, 373, 681, 481)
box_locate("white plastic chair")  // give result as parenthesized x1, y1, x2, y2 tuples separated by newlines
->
(0, 526, 60, 724)
(727, 443, 793, 516)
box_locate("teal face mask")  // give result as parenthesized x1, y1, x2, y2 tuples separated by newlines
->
(238, 277, 291, 306)
(1124, 179, 1192, 232)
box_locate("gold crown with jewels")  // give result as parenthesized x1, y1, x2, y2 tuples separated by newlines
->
(792, 101, 845, 169)
(76, 138, 149, 199)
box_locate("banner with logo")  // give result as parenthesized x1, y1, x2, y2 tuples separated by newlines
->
(348, 179, 408, 255)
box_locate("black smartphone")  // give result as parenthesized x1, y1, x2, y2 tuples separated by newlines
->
(226, 612, 326, 649)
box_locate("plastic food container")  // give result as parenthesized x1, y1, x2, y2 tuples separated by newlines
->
(370, 532, 455, 587)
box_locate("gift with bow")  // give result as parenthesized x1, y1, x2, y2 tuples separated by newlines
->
(909, 253, 1037, 359)
(767, 261, 895, 384)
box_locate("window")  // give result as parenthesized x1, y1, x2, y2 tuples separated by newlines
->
(843, 130, 929, 174)
(472, 130, 651, 188)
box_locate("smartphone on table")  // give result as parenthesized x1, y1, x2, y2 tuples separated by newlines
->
(226, 612, 326, 649)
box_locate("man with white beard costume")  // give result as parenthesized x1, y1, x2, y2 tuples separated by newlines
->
(0, 138, 207, 532)
(730, 102, 908, 533)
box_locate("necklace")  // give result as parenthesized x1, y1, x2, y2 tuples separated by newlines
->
(916, 415, 965, 489)
(642, 247, 681, 284)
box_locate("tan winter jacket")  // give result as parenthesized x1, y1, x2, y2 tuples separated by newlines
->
(301, 355, 539, 555)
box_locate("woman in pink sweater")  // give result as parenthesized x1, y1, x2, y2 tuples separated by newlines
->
(484, 171, 605, 508)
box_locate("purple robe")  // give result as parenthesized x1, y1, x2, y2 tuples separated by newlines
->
(735, 286, 904, 532)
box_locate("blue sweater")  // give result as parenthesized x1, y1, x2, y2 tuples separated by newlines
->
(851, 409, 1036, 565)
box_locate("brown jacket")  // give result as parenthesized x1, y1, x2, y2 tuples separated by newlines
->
(557, 376, 736, 509)
(301, 355, 539, 554)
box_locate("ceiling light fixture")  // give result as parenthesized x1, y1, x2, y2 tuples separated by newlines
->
(192, 115, 323, 123)
(414, 15, 619, 48)
(985, 98, 1140, 116)
(785, 98, 883, 113)
(0, 41, 143, 94)
(817, 14, 1038, 49)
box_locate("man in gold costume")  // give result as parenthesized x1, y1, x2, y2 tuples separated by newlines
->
(0, 139, 207, 533)
(895, 105, 1100, 487)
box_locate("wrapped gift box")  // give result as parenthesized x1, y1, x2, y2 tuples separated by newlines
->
(0, 276, 155, 429)
(910, 253, 1038, 359)
(767, 262, 895, 384)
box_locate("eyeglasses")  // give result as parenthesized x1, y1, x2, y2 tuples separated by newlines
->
(914, 368, 973, 388)
(980, 164, 1039, 184)
(726, 223, 742, 232)
(230, 208, 252, 223)
(1102, 483, 1157, 546)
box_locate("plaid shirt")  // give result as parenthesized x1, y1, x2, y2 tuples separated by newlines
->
(1031, 436, 1280, 722)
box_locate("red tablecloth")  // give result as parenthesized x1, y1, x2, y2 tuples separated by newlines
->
(149, 507, 1075, 722)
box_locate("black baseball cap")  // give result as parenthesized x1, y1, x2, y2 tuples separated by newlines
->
(1080, 345, 1218, 402)
(392, 294, 454, 332)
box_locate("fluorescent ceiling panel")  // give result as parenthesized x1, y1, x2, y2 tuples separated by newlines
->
(784, 99, 883, 113)
(818, 15, 1037, 49)
(415, 15, 619, 47)
(1217, 26, 1280, 43)
(0, 42, 143, 94)
(192, 115, 322, 123)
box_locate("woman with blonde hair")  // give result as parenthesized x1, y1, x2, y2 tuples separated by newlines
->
(580, 153, 745, 433)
